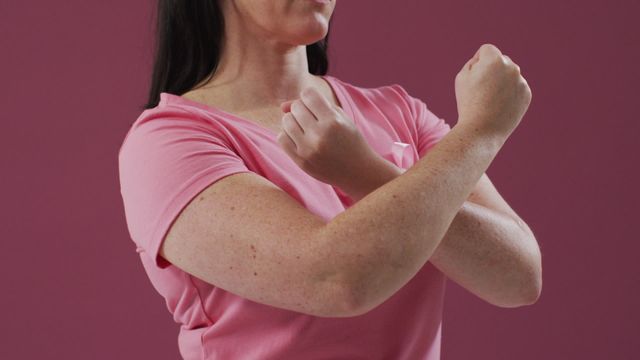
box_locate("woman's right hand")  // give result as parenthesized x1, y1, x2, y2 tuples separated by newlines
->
(454, 43, 532, 139)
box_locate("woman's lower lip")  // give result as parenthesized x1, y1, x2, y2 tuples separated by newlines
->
(311, 0, 330, 4)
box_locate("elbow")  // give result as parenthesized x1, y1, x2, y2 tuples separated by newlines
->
(516, 270, 543, 306)
(335, 282, 374, 318)
(314, 273, 373, 318)
(330, 275, 381, 318)
(504, 225, 543, 307)
(495, 251, 543, 308)
(490, 275, 542, 308)
(520, 238, 543, 306)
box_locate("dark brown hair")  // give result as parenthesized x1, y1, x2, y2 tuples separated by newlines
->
(144, 0, 330, 109)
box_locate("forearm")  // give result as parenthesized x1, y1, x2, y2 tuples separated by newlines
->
(317, 122, 507, 314)
(336, 146, 541, 308)
(429, 201, 541, 307)
(336, 146, 541, 307)
(336, 157, 404, 203)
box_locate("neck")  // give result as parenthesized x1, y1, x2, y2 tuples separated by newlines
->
(192, 3, 319, 111)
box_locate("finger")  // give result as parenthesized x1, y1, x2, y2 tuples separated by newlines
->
(479, 43, 503, 58)
(464, 45, 485, 71)
(281, 112, 304, 149)
(280, 99, 295, 113)
(299, 86, 335, 123)
(276, 130, 304, 165)
(502, 54, 521, 72)
(477, 43, 503, 65)
(290, 99, 318, 133)
(465, 54, 480, 71)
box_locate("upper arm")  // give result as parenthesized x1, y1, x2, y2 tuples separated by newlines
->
(118, 112, 354, 317)
(160, 171, 354, 317)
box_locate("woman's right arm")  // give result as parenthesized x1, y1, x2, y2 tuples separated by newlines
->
(160, 43, 532, 318)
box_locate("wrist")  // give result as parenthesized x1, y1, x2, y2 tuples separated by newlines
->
(336, 153, 404, 202)
(455, 119, 510, 149)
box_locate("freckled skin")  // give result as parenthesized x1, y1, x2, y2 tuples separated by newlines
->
(156, 20, 534, 314)
(155, 0, 347, 316)
(161, 114, 520, 316)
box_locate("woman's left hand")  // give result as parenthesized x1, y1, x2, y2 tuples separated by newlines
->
(276, 86, 382, 192)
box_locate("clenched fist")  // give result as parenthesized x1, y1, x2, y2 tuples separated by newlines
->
(455, 43, 532, 138)
(276, 86, 380, 190)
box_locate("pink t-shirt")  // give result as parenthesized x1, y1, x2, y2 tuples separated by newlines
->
(118, 74, 451, 359)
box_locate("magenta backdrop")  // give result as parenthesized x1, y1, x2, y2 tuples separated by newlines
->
(1, 1, 637, 359)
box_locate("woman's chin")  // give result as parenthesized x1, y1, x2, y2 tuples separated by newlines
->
(289, 24, 328, 45)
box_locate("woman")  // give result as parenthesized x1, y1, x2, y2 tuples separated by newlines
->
(118, 0, 540, 358)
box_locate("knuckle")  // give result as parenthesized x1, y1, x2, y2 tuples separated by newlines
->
(513, 63, 521, 73)
(502, 56, 521, 73)
(486, 56, 502, 68)
(481, 43, 500, 56)
(507, 64, 520, 76)
(304, 96, 319, 111)
(301, 87, 315, 98)
(523, 81, 532, 95)
(291, 99, 306, 116)
(518, 79, 532, 98)
(282, 113, 295, 130)
(301, 87, 319, 105)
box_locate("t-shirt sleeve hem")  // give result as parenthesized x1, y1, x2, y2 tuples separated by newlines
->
(147, 165, 254, 269)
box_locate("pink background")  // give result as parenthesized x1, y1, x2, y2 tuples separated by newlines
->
(2, 1, 637, 359)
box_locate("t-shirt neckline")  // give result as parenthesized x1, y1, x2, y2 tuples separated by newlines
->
(158, 74, 354, 137)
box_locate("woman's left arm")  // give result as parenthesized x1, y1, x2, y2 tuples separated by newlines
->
(341, 160, 543, 308)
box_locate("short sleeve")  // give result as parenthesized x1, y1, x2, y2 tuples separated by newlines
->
(118, 110, 252, 269)
(391, 84, 452, 159)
